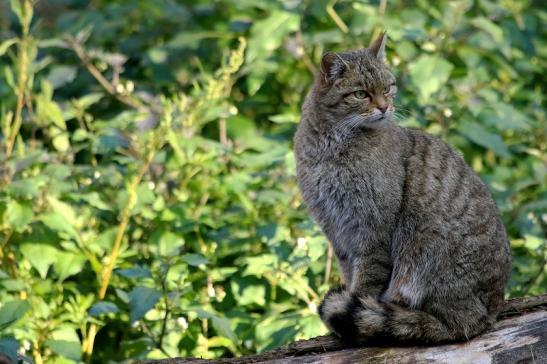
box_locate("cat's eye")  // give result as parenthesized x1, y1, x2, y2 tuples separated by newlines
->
(354, 90, 368, 99)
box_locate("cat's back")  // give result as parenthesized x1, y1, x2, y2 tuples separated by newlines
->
(400, 127, 495, 214)
(400, 127, 510, 264)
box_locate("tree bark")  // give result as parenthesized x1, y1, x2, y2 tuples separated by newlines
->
(136, 294, 547, 364)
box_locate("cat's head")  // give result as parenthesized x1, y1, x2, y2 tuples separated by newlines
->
(312, 32, 396, 130)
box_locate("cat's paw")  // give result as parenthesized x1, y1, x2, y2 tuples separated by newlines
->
(318, 288, 358, 339)
(318, 286, 348, 322)
(319, 291, 386, 341)
(353, 296, 386, 338)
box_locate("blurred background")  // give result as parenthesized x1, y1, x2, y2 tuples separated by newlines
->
(0, 0, 545, 363)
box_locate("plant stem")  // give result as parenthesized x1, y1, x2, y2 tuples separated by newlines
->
(32, 346, 43, 364)
(219, 118, 227, 146)
(324, 244, 333, 285)
(6, 2, 30, 158)
(0, 230, 18, 278)
(326, 0, 349, 33)
(83, 155, 153, 362)
(64, 35, 152, 113)
(379, 0, 387, 16)
(158, 270, 170, 351)
(370, 0, 388, 46)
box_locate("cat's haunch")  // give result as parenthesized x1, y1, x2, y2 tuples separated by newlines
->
(294, 33, 511, 344)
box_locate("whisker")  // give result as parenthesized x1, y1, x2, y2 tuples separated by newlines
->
(333, 113, 365, 135)
(393, 109, 410, 118)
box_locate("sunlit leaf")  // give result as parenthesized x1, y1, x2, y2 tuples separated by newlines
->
(181, 254, 209, 267)
(20, 243, 59, 278)
(89, 301, 120, 317)
(116, 266, 152, 279)
(0, 336, 19, 363)
(6, 200, 33, 232)
(408, 55, 453, 102)
(128, 286, 161, 323)
(45, 339, 81, 361)
(0, 300, 30, 330)
(54, 251, 86, 281)
(457, 121, 511, 158)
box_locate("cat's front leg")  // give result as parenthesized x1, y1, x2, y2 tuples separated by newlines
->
(348, 251, 391, 298)
(335, 253, 354, 288)
(331, 230, 392, 298)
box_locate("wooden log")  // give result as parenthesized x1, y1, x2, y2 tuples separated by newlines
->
(136, 294, 547, 364)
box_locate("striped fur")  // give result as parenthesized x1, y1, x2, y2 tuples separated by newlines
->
(295, 34, 511, 344)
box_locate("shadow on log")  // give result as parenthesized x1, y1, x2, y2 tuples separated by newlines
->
(136, 294, 547, 364)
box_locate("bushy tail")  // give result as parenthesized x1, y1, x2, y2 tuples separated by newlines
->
(318, 289, 492, 344)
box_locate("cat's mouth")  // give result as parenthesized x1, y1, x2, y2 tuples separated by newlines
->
(364, 113, 388, 123)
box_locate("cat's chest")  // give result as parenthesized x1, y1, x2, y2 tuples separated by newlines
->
(302, 151, 400, 220)
(296, 126, 405, 227)
(311, 158, 378, 205)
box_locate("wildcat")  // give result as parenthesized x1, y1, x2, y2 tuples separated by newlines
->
(294, 33, 512, 344)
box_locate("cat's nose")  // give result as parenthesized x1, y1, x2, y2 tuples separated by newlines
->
(377, 104, 388, 113)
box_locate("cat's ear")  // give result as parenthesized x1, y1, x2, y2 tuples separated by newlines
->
(370, 31, 388, 61)
(320, 52, 347, 84)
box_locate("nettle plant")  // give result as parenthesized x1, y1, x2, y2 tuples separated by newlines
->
(1, 3, 319, 361)
(0, 2, 328, 360)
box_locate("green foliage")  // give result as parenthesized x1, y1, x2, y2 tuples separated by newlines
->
(0, 0, 545, 363)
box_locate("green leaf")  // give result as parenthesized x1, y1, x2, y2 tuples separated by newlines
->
(298, 314, 327, 338)
(231, 278, 266, 306)
(54, 251, 86, 281)
(128, 286, 161, 323)
(40, 212, 80, 242)
(0, 300, 30, 330)
(3, 66, 15, 91)
(408, 55, 453, 102)
(46, 196, 78, 227)
(268, 113, 299, 124)
(226, 115, 257, 139)
(47, 66, 77, 89)
(480, 104, 530, 131)
(5, 177, 46, 198)
(34, 80, 70, 153)
(166, 129, 186, 163)
(45, 339, 81, 361)
(255, 314, 298, 352)
(70, 192, 110, 211)
(246, 10, 299, 64)
(181, 253, 209, 266)
(165, 31, 224, 50)
(20, 243, 59, 278)
(11, 0, 32, 31)
(206, 336, 238, 355)
(245, 60, 277, 96)
(307, 236, 328, 261)
(36, 85, 66, 129)
(0, 38, 17, 56)
(154, 230, 185, 257)
(6, 200, 33, 232)
(9, 0, 22, 23)
(457, 121, 511, 158)
(524, 235, 542, 250)
(74, 93, 103, 109)
(243, 254, 278, 277)
(52, 131, 71, 152)
(116, 266, 152, 279)
(196, 310, 237, 343)
(0, 336, 19, 363)
(471, 17, 504, 45)
(89, 301, 120, 317)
